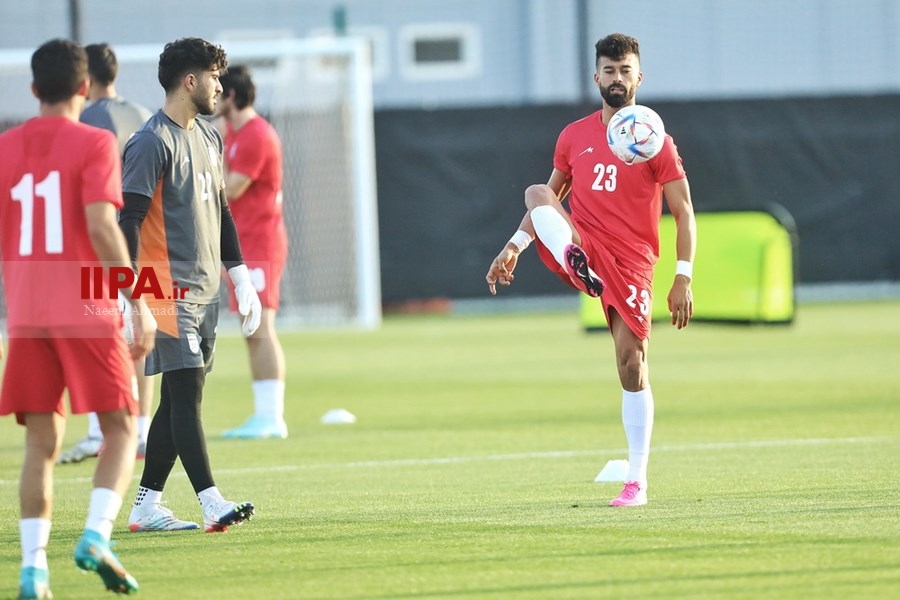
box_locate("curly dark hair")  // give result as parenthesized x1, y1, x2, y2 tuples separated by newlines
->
(595, 33, 641, 66)
(219, 64, 256, 110)
(157, 37, 228, 93)
(31, 39, 87, 104)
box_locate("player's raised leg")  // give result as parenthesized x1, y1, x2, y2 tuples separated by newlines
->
(526, 184, 604, 297)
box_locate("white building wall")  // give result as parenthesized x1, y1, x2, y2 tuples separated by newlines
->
(1, 0, 898, 108)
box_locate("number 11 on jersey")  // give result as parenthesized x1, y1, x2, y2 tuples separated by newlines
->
(10, 170, 63, 256)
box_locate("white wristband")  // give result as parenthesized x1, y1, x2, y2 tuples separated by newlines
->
(507, 230, 533, 253)
(675, 260, 693, 280)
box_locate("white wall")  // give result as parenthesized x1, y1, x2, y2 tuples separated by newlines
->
(1, 0, 898, 108)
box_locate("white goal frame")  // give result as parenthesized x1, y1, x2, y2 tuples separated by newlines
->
(0, 37, 382, 331)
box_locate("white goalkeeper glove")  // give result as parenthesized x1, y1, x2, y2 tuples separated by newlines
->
(118, 292, 134, 345)
(228, 264, 262, 337)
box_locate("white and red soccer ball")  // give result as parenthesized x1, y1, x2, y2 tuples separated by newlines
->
(606, 104, 666, 165)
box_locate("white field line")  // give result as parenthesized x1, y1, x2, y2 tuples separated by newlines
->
(0, 435, 895, 487)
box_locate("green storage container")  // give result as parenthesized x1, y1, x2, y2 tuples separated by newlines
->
(581, 210, 796, 330)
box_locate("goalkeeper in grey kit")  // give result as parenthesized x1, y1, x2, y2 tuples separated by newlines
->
(119, 37, 262, 532)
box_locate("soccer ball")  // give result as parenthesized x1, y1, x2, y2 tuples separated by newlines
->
(606, 104, 666, 165)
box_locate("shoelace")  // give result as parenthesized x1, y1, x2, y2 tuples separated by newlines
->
(620, 482, 641, 499)
(203, 500, 233, 520)
(135, 502, 179, 523)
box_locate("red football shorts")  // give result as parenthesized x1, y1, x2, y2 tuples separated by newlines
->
(536, 236, 654, 340)
(226, 254, 286, 312)
(0, 330, 137, 425)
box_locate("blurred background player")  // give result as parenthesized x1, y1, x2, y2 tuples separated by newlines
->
(0, 38, 156, 598)
(58, 41, 155, 465)
(121, 37, 261, 533)
(484, 33, 696, 507)
(215, 64, 289, 440)
(81, 43, 153, 151)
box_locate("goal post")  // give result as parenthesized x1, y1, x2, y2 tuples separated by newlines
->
(0, 37, 382, 330)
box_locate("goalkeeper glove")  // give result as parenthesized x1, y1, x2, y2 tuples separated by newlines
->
(228, 264, 262, 337)
(119, 292, 134, 345)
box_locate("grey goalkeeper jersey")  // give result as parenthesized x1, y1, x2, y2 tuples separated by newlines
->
(122, 110, 225, 305)
(80, 96, 153, 155)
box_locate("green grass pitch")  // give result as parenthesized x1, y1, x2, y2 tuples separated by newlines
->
(0, 300, 898, 598)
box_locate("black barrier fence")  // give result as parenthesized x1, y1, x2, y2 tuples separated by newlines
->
(373, 94, 900, 303)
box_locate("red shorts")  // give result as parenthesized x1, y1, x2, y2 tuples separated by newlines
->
(0, 330, 137, 425)
(536, 237, 654, 340)
(226, 254, 286, 312)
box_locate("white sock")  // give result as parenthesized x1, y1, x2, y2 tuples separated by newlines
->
(197, 486, 224, 508)
(87, 412, 103, 440)
(530, 205, 572, 268)
(253, 380, 285, 420)
(20, 518, 51, 570)
(133, 486, 163, 509)
(84, 487, 122, 541)
(136, 416, 150, 444)
(622, 387, 654, 486)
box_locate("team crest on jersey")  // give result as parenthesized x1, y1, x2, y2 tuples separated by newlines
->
(187, 333, 201, 354)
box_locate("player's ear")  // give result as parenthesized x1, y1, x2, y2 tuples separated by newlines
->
(636, 71, 643, 88)
(184, 72, 196, 91)
(30, 82, 38, 99)
(77, 78, 88, 98)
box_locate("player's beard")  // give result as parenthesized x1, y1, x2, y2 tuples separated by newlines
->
(600, 83, 635, 108)
(192, 86, 217, 116)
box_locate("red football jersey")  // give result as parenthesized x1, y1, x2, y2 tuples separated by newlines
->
(554, 109, 686, 272)
(0, 116, 122, 330)
(224, 116, 288, 261)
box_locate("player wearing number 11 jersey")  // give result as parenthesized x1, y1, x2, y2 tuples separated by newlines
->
(0, 38, 156, 598)
(485, 33, 697, 507)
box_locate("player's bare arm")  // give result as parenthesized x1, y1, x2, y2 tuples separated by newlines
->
(485, 169, 576, 295)
(485, 212, 532, 295)
(547, 169, 571, 201)
(663, 177, 696, 329)
(224, 169, 253, 201)
(85, 202, 157, 357)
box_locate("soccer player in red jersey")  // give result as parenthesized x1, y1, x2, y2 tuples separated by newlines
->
(58, 42, 157, 466)
(0, 38, 156, 597)
(485, 33, 697, 507)
(215, 65, 289, 440)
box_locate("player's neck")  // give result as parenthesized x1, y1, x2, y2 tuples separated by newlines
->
(230, 107, 257, 131)
(163, 99, 200, 130)
(88, 84, 116, 102)
(602, 101, 637, 124)
(40, 97, 84, 121)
